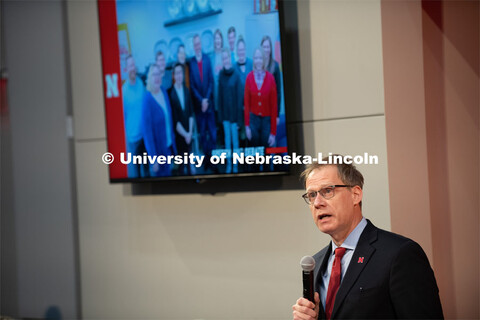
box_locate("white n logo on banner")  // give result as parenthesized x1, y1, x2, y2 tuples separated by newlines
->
(105, 74, 119, 98)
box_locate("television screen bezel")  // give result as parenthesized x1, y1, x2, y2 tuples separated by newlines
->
(97, 0, 305, 192)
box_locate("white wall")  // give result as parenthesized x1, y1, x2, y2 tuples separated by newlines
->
(67, 0, 390, 319)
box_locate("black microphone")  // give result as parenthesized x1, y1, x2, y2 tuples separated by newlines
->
(300, 256, 316, 303)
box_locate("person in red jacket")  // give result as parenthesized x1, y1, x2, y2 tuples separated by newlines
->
(243, 47, 277, 148)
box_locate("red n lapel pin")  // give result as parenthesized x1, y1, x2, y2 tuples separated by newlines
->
(358, 257, 364, 263)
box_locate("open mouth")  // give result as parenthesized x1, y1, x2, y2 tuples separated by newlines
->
(318, 214, 332, 220)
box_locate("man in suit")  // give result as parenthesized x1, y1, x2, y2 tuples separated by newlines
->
(189, 34, 216, 170)
(292, 158, 443, 319)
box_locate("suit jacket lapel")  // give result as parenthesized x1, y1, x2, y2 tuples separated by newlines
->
(331, 221, 378, 319)
(314, 243, 332, 319)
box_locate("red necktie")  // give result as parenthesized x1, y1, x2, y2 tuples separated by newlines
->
(325, 247, 347, 320)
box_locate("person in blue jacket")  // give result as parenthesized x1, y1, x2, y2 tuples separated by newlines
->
(142, 63, 177, 177)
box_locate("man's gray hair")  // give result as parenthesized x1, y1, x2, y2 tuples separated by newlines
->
(300, 154, 364, 207)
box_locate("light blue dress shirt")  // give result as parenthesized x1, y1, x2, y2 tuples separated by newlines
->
(320, 217, 367, 309)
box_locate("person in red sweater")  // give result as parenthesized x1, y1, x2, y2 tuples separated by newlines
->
(244, 47, 277, 148)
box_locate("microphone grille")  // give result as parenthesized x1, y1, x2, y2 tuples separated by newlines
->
(300, 256, 315, 271)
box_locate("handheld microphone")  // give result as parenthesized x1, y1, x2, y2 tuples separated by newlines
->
(300, 256, 316, 303)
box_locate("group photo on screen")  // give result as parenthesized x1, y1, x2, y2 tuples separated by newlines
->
(117, 0, 288, 178)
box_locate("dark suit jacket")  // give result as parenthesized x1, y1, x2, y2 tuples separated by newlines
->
(313, 220, 443, 319)
(169, 85, 194, 153)
(189, 53, 214, 114)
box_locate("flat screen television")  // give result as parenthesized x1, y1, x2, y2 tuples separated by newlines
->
(97, 0, 304, 191)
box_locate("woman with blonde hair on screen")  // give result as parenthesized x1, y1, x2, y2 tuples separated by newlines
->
(243, 47, 277, 149)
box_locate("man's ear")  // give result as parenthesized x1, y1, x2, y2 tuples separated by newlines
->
(351, 185, 363, 206)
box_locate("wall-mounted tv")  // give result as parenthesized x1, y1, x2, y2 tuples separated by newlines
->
(98, 0, 303, 186)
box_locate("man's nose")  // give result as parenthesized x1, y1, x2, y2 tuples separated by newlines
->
(313, 193, 326, 207)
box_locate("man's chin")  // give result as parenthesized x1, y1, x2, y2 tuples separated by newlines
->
(317, 221, 335, 235)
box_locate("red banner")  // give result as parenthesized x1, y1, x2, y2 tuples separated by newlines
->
(97, 0, 127, 179)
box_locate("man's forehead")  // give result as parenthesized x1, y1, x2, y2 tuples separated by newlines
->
(306, 166, 341, 186)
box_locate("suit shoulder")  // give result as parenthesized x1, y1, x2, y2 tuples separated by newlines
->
(376, 227, 414, 244)
(375, 227, 426, 256)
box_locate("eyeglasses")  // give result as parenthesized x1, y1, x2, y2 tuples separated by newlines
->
(301, 185, 353, 205)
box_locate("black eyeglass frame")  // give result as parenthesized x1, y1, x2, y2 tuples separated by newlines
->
(301, 185, 354, 205)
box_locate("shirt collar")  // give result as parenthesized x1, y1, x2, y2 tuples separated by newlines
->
(331, 217, 367, 254)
